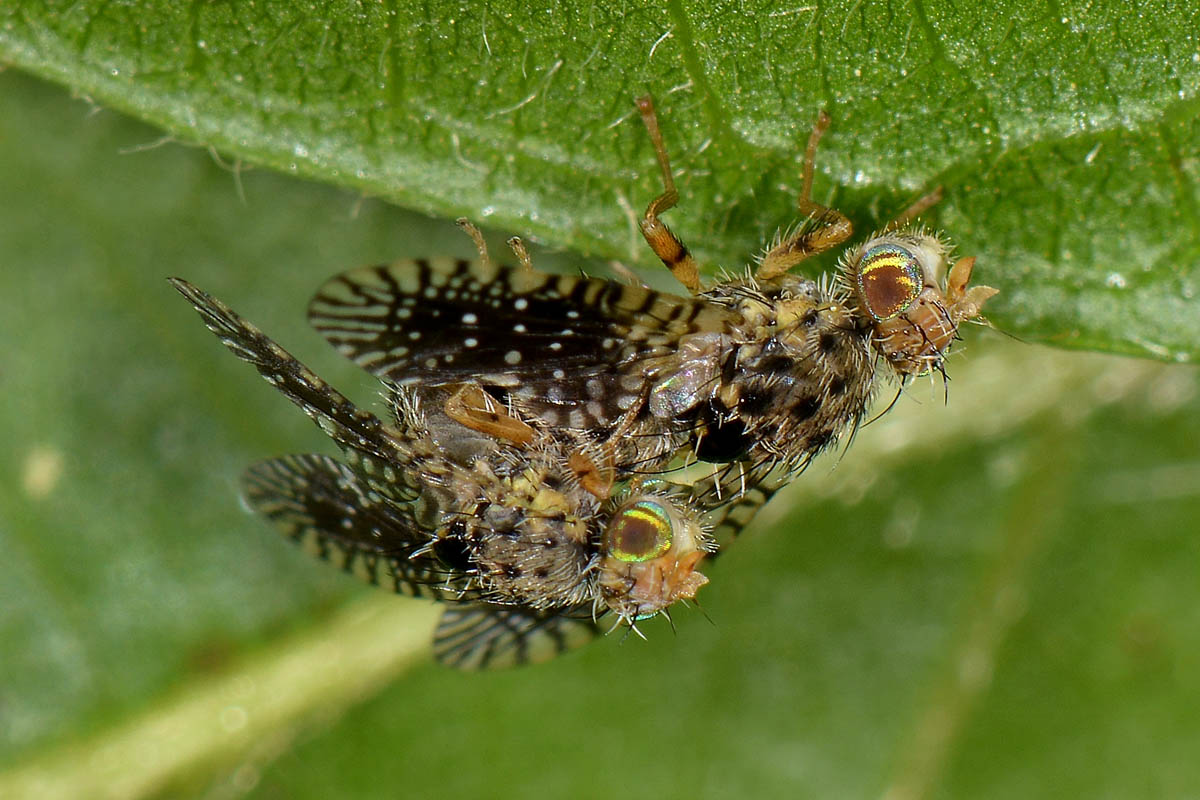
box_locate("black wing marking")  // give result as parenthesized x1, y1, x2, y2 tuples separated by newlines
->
(308, 258, 735, 425)
(242, 454, 473, 601)
(170, 277, 420, 492)
(175, 278, 609, 667)
(432, 604, 600, 670)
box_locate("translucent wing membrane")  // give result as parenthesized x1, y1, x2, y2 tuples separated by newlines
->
(242, 454, 470, 600)
(432, 605, 600, 670)
(170, 278, 416, 484)
(309, 258, 735, 424)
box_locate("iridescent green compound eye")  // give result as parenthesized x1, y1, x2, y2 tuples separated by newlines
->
(605, 499, 674, 562)
(855, 243, 922, 321)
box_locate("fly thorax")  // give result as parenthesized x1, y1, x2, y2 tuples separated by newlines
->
(531, 486, 575, 519)
(479, 502, 523, 534)
(675, 272, 877, 470)
(734, 296, 776, 328)
(503, 470, 573, 518)
(468, 458, 498, 484)
(714, 298, 874, 469)
(472, 493, 596, 610)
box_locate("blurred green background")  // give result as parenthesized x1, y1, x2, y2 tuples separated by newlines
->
(3, 2, 1200, 798)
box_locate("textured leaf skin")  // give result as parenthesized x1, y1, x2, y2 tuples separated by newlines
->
(3, 5, 1200, 799)
(2, 1, 1199, 361)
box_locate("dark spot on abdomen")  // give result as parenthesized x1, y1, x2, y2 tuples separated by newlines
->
(433, 538, 472, 572)
(791, 396, 820, 421)
(737, 387, 774, 416)
(759, 355, 794, 374)
(695, 400, 751, 462)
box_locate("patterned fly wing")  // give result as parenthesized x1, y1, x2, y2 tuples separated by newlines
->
(308, 258, 736, 427)
(170, 278, 428, 498)
(243, 454, 599, 669)
(432, 605, 600, 670)
(243, 454, 472, 601)
(174, 276, 715, 667)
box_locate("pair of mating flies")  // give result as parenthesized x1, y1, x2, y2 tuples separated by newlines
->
(173, 96, 997, 669)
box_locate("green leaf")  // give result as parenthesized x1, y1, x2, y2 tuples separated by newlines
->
(2, 4, 1199, 800)
(2, 0, 1198, 361)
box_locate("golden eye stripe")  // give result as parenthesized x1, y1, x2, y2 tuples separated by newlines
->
(605, 499, 674, 562)
(855, 244, 922, 322)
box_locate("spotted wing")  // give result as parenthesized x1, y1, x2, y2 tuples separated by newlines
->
(308, 258, 735, 426)
(171, 277, 420, 497)
(242, 454, 473, 601)
(432, 604, 600, 670)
